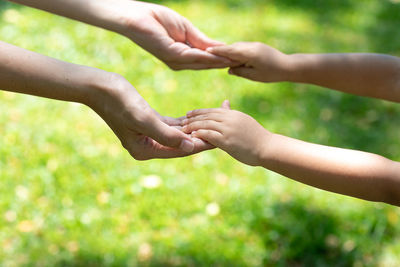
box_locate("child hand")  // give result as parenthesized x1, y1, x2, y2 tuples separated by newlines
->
(182, 100, 271, 166)
(207, 42, 291, 83)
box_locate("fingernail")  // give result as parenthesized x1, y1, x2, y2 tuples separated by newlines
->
(206, 47, 214, 53)
(186, 111, 193, 117)
(180, 140, 194, 152)
(182, 125, 188, 132)
(182, 119, 188, 125)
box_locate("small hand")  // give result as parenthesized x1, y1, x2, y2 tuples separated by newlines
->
(182, 100, 271, 166)
(89, 74, 212, 160)
(207, 42, 291, 82)
(120, 1, 233, 70)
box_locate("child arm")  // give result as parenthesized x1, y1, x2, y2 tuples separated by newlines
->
(208, 43, 400, 102)
(183, 104, 400, 206)
(287, 53, 400, 102)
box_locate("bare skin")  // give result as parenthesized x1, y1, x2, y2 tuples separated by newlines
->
(3, 0, 236, 159)
(0, 41, 216, 160)
(183, 101, 400, 206)
(208, 42, 400, 102)
(9, 0, 234, 70)
(183, 42, 400, 206)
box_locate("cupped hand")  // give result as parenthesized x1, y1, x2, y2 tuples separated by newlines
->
(89, 73, 213, 160)
(119, 1, 233, 70)
(207, 42, 291, 82)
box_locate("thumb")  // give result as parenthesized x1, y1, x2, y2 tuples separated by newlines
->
(142, 117, 194, 152)
(206, 45, 248, 62)
(221, 100, 231, 109)
(185, 22, 224, 50)
(228, 67, 258, 80)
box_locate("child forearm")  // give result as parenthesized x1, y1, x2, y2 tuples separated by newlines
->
(184, 106, 400, 205)
(260, 133, 400, 205)
(287, 53, 400, 102)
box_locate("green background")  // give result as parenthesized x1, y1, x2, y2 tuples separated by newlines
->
(1, 0, 400, 266)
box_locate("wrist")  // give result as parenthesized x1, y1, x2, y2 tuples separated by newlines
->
(86, 0, 133, 35)
(82, 71, 145, 119)
(92, 0, 160, 37)
(74, 68, 119, 109)
(286, 54, 305, 82)
(255, 130, 275, 167)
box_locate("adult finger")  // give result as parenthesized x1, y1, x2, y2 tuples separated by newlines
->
(182, 113, 225, 125)
(186, 108, 225, 118)
(140, 116, 195, 152)
(185, 21, 225, 50)
(180, 47, 231, 64)
(146, 136, 214, 159)
(161, 115, 186, 126)
(206, 44, 249, 62)
(171, 62, 235, 70)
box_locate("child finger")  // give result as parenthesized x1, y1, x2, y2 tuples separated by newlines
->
(186, 108, 225, 118)
(221, 100, 231, 109)
(185, 21, 225, 50)
(206, 44, 248, 62)
(182, 120, 223, 134)
(182, 113, 225, 125)
(192, 129, 223, 146)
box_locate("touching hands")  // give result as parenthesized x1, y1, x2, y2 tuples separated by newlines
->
(119, 1, 233, 70)
(182, 101, 271, 166)
(207, 42, 291, 82)
(88, 73, 213, 160)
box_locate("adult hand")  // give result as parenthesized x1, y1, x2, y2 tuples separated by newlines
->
(10, 0, 233, 70)
(89, 73, 213, 160)
(117, 1, 233, 70)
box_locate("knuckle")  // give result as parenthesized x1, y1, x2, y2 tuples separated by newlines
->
(184, 124, 192, 133)
(192, 121, 201, 129)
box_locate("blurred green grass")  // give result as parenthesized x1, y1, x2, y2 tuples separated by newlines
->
(1, 0, 400, 266)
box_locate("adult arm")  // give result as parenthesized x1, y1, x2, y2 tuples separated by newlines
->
(0, 41, 213, 159)
(8, 0, 232, 70)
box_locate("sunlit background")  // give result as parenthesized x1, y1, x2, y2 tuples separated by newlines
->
(1, 0, 400, 266)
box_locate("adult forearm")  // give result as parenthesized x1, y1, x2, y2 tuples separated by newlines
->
(260, 133, 400, 205)
(7, 0, 126, 34)
(0, 41, 107, 105)
(287, 53, 400, 102)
